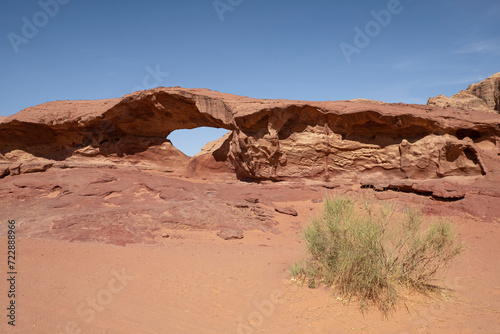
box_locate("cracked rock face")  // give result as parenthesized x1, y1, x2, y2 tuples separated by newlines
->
(228, 105, 499, 182)
(2, 80, 500, 245)
(427, 72, 500, 114)
(1, 86, 500, 185)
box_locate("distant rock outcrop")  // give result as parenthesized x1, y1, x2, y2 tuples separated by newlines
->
(427, 72, 500, 114)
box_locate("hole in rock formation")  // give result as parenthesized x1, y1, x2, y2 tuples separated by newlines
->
(167, 127, 230, 157)
(445, 145, 462, 162)
(463, 148, 480, 166)
(456, 129, 481, 141)
(2, 87, 499, 183)
(432, 196, 465, 203)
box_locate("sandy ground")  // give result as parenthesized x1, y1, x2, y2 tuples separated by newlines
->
(1, 198, 500, 334)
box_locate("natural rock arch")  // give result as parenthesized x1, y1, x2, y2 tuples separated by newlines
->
(1, 87, 499, 187)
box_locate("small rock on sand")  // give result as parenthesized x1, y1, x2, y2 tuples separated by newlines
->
(274, 206, 298, 216)
(217, 228, 244, 240)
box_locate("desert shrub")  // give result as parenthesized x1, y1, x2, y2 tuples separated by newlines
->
(291, 195, 462, 315)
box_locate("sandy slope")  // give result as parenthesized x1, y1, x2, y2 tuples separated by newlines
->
(1, 196, 499, 334)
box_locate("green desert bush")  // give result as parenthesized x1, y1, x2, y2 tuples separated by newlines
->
(291, 195, 462, 315)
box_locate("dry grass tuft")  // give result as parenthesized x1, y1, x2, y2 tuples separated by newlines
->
(291, 195, 463, 316)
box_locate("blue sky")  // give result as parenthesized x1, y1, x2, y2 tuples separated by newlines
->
(1, 0, 499, 156)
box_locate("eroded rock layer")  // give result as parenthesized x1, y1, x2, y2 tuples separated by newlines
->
(427, 72, 500, 114)
(2, 85, 500, 245)
(2, 87, 500, 186)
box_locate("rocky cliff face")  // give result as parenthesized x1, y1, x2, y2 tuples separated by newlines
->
(228, 103, 499, 183)
(2, 82, 500, 246)
(427, 72, 500, 114)
(1, 86, 500, 198)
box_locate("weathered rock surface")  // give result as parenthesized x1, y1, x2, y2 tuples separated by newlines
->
(2, 165, 499, 247)
(1, 80, 500, 246)
(2, 86, 499, 185)
(0, 167, 302, 245)
(185, 132, 234, 178)
(217, 228, 244, 240)
(427, 72, 500, 114)
(274, 206, 299, 217)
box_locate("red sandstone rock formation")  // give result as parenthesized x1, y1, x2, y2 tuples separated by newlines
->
(1, 79, 500, 204)
(427, 72, 500, 114)
(2, 87, 499, 183)
(2, 79, 500, 245)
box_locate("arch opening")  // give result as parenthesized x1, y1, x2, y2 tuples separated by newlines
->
(167, 127, 230, 157)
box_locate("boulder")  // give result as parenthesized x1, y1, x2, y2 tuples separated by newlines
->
(274, 206, 298, 217)
(217, 228, 244, 240)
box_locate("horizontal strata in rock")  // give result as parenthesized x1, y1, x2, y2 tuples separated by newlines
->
(0, 86, 499, 183)
(360, 178, 467, 200)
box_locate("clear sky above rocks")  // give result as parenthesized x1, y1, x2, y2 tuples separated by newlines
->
(1, 0, 499, 155)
